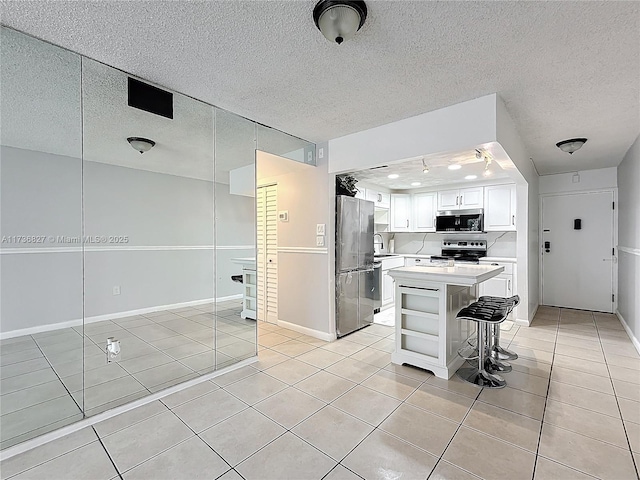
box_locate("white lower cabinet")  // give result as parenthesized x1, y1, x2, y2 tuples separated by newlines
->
(381, 256, 404, 309)
(478, 261, 516, 320)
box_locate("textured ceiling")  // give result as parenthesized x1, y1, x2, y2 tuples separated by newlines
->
(347, 149, 510, 190)
(1, 1, 638, 175)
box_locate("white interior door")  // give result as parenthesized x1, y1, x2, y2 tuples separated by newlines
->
(257, 185, 278, 323)
(541, 191, 614, 312)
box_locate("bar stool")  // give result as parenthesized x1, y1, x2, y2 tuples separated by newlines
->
(479, 295, 520, 363)
(455, 301, 510, 388)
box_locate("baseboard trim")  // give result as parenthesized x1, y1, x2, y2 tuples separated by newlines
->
(0, 356, 258, 461)
(0, 295, 243, 340)
(515, 319, 531, 327)
(616, 310, 640, 356)
(276, 319, 335, 342)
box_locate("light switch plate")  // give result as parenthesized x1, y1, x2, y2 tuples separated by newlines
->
(278, 211, 289, 222)
(316, 223, 326, 235)
(316, 236, 325, 247)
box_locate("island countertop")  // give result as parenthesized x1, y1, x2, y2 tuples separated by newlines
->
(388, 264, 504, 286)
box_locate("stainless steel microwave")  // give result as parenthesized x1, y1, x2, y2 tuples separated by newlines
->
(435, 209, 485, 233)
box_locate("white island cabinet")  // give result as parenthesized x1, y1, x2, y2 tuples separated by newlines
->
(388, 264, 503, 379)
(231, 257, 257, 320)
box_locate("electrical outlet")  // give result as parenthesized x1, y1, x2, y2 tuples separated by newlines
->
(316, 223, 326, 235)
(318, 147, 324, 159)
(316, 236, 325, 247)
(112, 286, 121, 296)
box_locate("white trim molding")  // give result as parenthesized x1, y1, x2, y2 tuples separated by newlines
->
(277, 247, 328, 255)
(616, 310, 640, 356)
(0, 295, 243, 340)
(0, 245, 255, 255)
(276, 319, 335, 342)
(618, 246, 640, 256)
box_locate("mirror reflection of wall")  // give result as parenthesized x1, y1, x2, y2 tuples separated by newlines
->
(0, 25, 313, 453)
(80, 58, 217, 414)
(0, 27, 84, 448)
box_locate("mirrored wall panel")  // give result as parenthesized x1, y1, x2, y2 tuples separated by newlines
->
(0, 28, 84, 448)
(81, 58, 216, 414)
(214, 109, 257, 368)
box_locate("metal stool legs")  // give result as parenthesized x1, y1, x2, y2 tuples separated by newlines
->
(489, 323, 518, 361)
(457, 323, 506, 388)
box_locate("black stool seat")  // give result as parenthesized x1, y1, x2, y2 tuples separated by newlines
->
(231, 275, 243, 284)
(456, 302, 510, 324)
(478, 295, 520, 313)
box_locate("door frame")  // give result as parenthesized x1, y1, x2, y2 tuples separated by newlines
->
(538, 188, 618, 312)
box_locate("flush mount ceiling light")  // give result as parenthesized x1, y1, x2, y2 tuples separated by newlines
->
(448, 164, 462, 171)
(422, 159, 429, 174)
(388, 174, 399, 179)
(127, 137, 155, 154)
(313, 0, 367, 45)
(556, 138, 587, 155)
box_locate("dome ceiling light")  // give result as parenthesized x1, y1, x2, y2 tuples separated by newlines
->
(127, 137, 156, 154)
(556, 138, 587, 155)
(313, 0, 367, 45)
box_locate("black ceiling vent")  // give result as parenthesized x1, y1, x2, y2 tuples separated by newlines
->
(128, 77, 173, 119)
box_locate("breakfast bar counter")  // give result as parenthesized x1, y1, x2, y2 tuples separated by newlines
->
(387, 264, 503, 379)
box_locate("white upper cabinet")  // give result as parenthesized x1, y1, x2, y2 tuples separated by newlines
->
(459, 187, 484, 209)
(365, 189, 390, 209)
(354, 187, 366, 200)
(437, 187, 484, 210)
(390, 194, 412, 231)
(413, 192, 437, 232)
(484, 184, 516, 231)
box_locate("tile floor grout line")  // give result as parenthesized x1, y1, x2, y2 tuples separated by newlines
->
(592, 310, 640, 478)
(425, 383, 484, 480)
(91, 425, 124, 480)
(529, 309, 559, 480)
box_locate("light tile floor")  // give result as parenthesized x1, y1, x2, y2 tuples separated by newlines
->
(0, 300, 255, 449)
(1, 307, 639, 480)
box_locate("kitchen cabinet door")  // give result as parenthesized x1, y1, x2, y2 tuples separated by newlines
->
(413, 192, 437, 231)
(437, 190, 459, 210)
(390, 194, 411, 231)
(478, 276, 509, 298)
(484, 184, 516, 231)
(382, 270, 395, 306)
(459, 187, 484, 209)
(355, 187, 366, 200)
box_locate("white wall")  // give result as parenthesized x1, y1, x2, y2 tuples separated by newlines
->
(496, 98, 539, 323)
(328, 95, 497, 173)
(0, 146, 254, 335)
(539, 167, 618, 194)
(257, 151, 333, 338)
(617, 134, 640, 347)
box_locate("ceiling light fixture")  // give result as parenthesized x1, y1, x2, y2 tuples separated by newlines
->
(411, 182, 421, 187)
(313, 0, 367, 45)
(422, 159, 429, 174)
(465, 175, 477, 180)
(127, 137, 155, 154)
(556, 138, 587, 155)
(475, 149, 483, 160)
(448, 164, 462, 171)
(388, 174, 399, 179)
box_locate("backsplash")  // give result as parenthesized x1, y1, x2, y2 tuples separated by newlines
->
(378, 232, 517, 258)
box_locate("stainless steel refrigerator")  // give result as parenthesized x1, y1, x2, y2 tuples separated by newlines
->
(336, 195, 376, 337)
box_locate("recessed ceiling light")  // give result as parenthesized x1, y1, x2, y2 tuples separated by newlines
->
(465, 175, 477, 180)
(448, 164, 462, 171)
(388, 174, 399, 179)
(411, 182, 421, 186)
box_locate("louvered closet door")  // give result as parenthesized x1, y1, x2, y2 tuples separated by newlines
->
(257, 185, 278, 323)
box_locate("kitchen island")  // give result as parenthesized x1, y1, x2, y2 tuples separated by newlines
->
(387, 264, 503, 379)
(231, 257, 257, 320)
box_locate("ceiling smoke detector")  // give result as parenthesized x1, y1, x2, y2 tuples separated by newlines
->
(313, 0, 367, 45)
(556, 138, 587, 155)
(127, 137, 155, 154)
